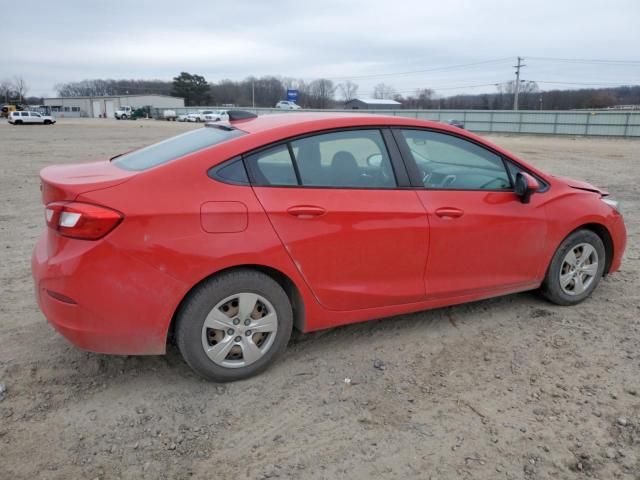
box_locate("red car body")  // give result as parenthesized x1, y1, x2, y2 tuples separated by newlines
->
(32, 113, 626, 355)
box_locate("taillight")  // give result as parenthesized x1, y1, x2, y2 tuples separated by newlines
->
(45, 202, 123, 240)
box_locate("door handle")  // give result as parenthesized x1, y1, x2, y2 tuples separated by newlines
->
(435, 207, 464, 218)
(287, 205, 327, 218)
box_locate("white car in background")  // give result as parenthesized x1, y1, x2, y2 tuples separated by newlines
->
(275, 100, 301, 110)
(177, 113, 190, 122)
(203, 110, 229, 122)
(187, 110, 229, 122)
(8, 111, 56, 125)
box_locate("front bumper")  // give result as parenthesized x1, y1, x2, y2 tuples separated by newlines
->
(32, 231, 187, 355)
(608, 213, 627, 274)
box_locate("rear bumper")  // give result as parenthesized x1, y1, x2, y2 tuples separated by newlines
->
(32, 231, 188, 355)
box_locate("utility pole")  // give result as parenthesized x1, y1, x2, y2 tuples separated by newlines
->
(513, 56, 525, 111)
(252, 81, 255, 108)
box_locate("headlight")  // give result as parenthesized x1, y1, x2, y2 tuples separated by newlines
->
(601, 197, 621, 213)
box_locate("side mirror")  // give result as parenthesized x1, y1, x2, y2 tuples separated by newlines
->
(514, 172, 540, 204)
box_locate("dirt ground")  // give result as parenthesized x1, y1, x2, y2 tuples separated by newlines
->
(0, 118, 638, 480)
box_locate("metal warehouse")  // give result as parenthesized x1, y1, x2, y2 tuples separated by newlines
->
(43, 94, 185, 118)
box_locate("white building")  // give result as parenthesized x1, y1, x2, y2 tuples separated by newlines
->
(43, 94, 185, 118)
(344, 98, 402, 110)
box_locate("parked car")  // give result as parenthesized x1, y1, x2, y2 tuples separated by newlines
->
(33, 112, 626, 382)
(177, 113, 190, 122)
(8, 110, 55, 125)
(203, 110, 229, 122)
(444, 119, 465, 129)
(275, 100, 301, 110)
(187, 110, 222, 122)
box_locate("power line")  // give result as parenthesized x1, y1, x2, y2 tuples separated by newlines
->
(533, 80, 640, 87)
(527, 56, 640, 65)
(326, 57, 513, 81)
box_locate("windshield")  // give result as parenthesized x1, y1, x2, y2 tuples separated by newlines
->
(113, 127, 246, 171)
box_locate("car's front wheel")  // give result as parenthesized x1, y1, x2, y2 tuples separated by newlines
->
(541, 229, 606, 306)
(176, 270, 293, 382)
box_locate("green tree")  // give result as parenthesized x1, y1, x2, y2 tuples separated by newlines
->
(172, 72, 210, 106)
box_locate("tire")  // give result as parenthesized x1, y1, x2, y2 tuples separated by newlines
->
(44, 120, 51, 125)
(540, 229, 606, 306)
(14, 120, 22, 125)
(176, 270, 293, 382)
(121, 115, 127, 120)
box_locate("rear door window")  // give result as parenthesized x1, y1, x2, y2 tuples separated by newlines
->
(245, 145, 298, 186)
(113, 126, 245, 171)
(291, 130, 397, 188)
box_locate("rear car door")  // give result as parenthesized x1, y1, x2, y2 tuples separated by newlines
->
(394, 128, 548, 299)
(247, 128, 430, 311)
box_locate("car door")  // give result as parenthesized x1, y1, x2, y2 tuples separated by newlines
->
(247, 128, 430, 311)
(20, 112, 30, 123)
(393, 128, 548, 299)
(30, 112, 43, 124)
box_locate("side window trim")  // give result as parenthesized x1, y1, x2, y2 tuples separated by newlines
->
(286, 142, 303, 185)
(392, 127, 522, 192)
(381, 128, 411, 187)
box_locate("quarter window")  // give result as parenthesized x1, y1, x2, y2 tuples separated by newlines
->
(400, 130, 511, 190)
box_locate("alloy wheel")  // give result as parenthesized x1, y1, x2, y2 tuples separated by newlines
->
(559, 243, 599, 295)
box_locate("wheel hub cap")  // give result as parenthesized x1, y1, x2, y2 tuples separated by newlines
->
(201, 293, 278, 368)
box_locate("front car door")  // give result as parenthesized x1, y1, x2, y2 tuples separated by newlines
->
(29, 112, 43, 124)
(393, 128, 548, 299)
(247, 128, 430, 311)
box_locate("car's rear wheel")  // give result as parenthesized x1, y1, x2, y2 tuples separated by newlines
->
(176, 270, 293, 382)
(14, 120, 22, 125)
(540, 229, 606, 306)
(44, 120, 51, 125)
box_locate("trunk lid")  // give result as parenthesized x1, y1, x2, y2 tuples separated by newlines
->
(40, 160, 135, 204)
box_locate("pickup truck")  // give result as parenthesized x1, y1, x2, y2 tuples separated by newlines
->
(187, 110, 229, 123)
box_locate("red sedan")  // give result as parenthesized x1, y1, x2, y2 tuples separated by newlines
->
(32, 112, 626, 381)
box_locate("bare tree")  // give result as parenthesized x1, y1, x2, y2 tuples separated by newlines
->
(372, 83, 397, 99)
(308, 79, 335, 108)
(498, 80, 539, 109)
(13, 76, 29, 103)
(0, 79, 15, 103)
(337, 80, 358, 101)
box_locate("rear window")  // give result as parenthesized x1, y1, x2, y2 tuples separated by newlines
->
(113, 127, 246, 171)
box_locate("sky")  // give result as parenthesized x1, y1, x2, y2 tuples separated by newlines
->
(2, 0, 639, 98)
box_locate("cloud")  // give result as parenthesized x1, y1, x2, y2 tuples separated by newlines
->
(2, 0, 639, 97)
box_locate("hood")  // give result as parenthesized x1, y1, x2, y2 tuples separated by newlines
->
(555, 176, 608, 196)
